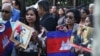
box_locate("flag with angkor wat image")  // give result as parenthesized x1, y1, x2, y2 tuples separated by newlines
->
(46, 30, 75, 56)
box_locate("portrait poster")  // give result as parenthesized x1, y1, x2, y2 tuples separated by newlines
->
(70, 25, 93, 53)
(10, 21, 34, 49)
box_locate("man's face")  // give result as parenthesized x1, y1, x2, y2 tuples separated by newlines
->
(37, 6, 43, 17)
(12, 0, 19, 9)
(1, 6, 12, 21)
(51, 6, 57, 13)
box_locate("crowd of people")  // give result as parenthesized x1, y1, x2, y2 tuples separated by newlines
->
(0, 0, 94, 56)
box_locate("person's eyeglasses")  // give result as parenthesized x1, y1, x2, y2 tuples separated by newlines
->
(65, 16, 74, 19)
(1, 10, 11, 13)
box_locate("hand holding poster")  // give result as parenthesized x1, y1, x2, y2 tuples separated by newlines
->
(10, 21, 34, 49)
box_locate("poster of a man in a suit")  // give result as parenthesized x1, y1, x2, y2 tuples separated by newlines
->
(14, 25, 26, 44)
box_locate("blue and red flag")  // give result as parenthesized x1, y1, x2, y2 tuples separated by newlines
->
(46, 30, 75, 56)
(0, 21, 13, 56)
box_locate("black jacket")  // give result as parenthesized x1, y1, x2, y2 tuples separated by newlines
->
(40, 13, 57, 31)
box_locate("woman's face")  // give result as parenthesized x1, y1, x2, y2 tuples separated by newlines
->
(65, 12, 75, 25)
(85, 17, 91, 26)
(80, 9, 87, 19)
(26, 10, 36, 23)
(58, 8, 64, 15)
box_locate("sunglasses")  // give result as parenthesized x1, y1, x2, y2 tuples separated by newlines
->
(1, 10, 11, 13)
(65, 16, 74, 19)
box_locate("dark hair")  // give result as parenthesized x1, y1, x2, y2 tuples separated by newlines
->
(66, 8, 81, 24)
(38, 1, 49, 12)
(0, 5, 1, 11)
(25, 8, 41, 33)
(87, 15, 94, 27)
(58, 7, 65, 16)
(81, 7, 89, 15)
(13, 0, 21, 10)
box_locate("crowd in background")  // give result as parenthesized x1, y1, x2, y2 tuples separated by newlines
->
(0, 0, 94, 56)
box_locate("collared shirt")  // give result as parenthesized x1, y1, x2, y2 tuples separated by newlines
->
(11, 8, 20, 22)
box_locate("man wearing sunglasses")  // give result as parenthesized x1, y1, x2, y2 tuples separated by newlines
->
(2, 0, 20, 22)
(0, 3, 14, 56)
(1, 3, 12, 22)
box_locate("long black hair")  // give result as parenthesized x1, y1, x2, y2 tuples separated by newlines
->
(87, 15, 94, 27)
(24, 8, 41, 33)
(80, 7, 89, 15)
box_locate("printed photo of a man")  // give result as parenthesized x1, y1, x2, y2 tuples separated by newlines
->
(14, 25, 26, 44)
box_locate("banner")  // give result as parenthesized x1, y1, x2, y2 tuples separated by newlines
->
(46, 30, 75, 56)
(0, 21, 13, 56)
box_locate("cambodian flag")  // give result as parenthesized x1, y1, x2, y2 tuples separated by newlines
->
(46, 30, 75, 56)
(0, 21, 13, 56)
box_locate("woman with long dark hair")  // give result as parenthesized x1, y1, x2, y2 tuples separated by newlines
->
(14, 8, 42, 56)
(57, 8, 81, 56)
(80, 7, 89, 25)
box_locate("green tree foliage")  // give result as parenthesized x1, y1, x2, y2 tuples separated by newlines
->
(0, 0, 1, 5)
(25, 0, 37, 6)
(48, 0, 94, 7)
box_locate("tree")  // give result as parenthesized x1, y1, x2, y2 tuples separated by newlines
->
(0, 0, 1, 5)
(48, 0, 94, 8)
(25, 0, 37, 6)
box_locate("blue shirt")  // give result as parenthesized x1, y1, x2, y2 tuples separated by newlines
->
(11, 8, 20, 22)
